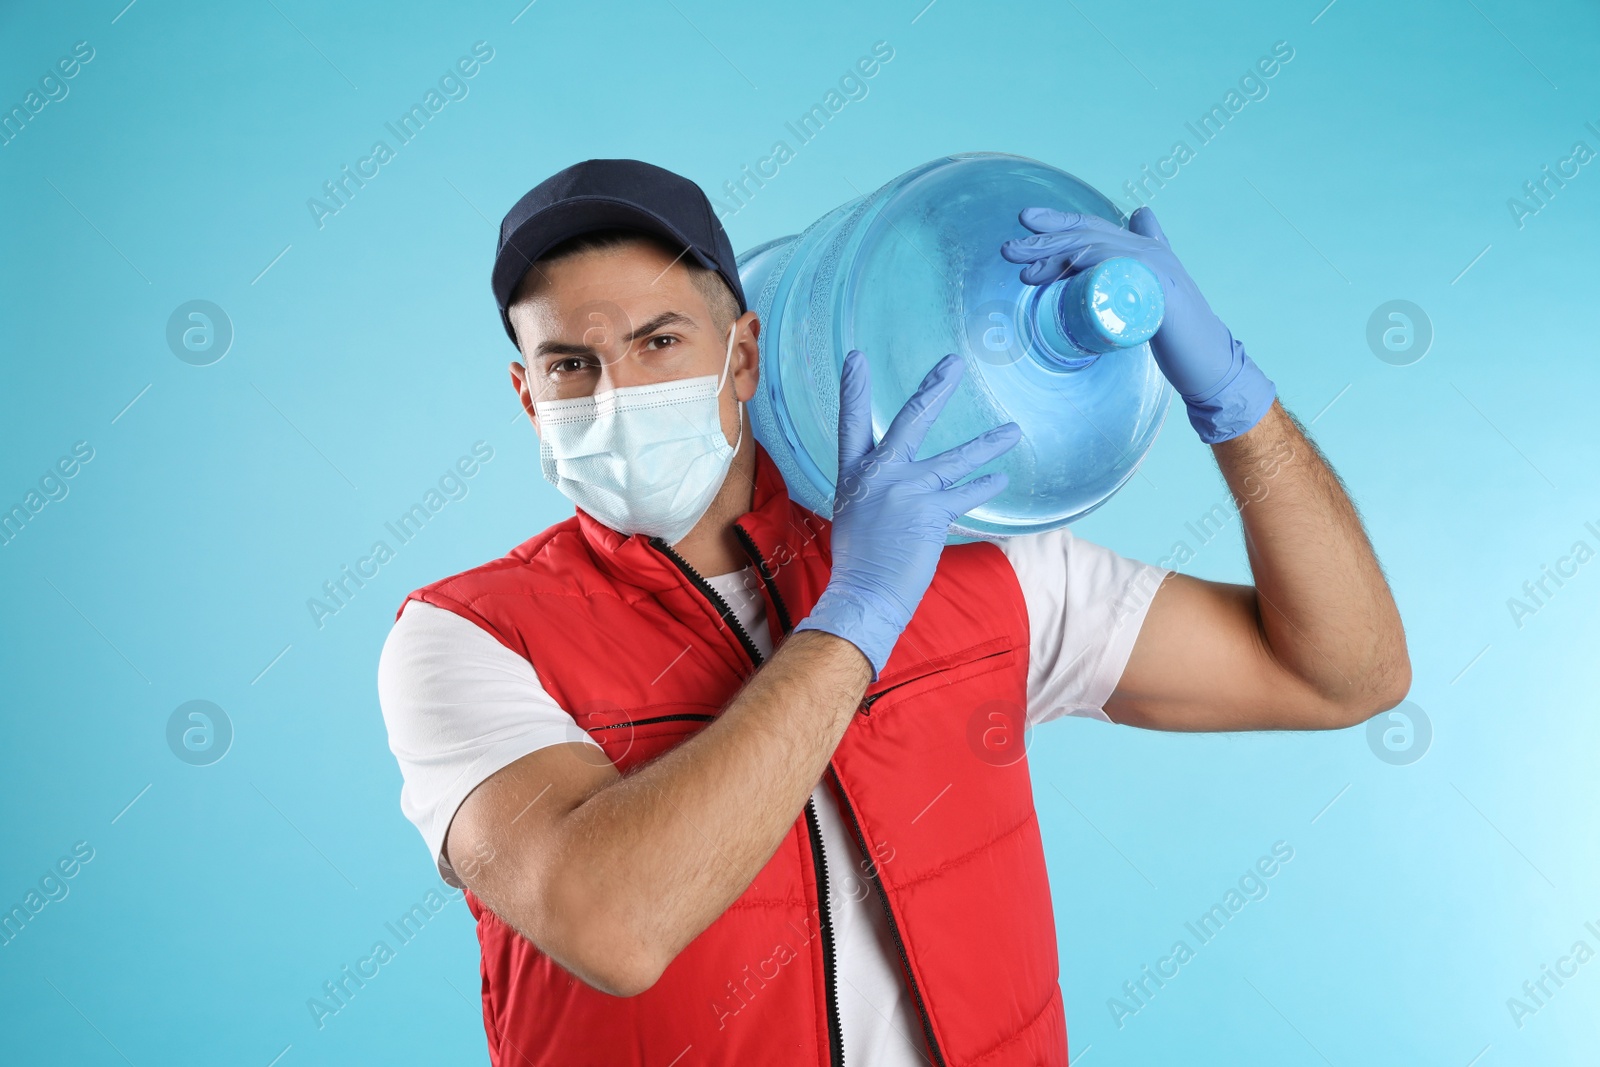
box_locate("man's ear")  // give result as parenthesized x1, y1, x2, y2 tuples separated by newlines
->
(510, 361, 539, 429)
(733, 311, 761, 403)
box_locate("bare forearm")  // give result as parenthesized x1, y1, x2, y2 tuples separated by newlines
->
(1215, 400, 1409, 710)
(549, 628, 870, 986)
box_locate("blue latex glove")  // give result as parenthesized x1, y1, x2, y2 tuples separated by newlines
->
(999, 206, 1276, 444)
(794, 350, 1020, 680)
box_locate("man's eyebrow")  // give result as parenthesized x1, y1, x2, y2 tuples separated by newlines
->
(623, 310, 697, 342)
(535, 311, 697, 359)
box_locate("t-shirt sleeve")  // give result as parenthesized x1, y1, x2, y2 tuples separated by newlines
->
(377, 599, 600, 887)
(995, 527, 1172, 726)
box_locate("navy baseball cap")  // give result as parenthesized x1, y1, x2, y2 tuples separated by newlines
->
(492, 158, 748, 347)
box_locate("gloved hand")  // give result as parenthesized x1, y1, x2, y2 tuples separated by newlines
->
(999, 206, 1276, 444)
(794, 350, 1020, 680)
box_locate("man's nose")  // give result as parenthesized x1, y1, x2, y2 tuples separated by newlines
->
(594, 353, 628, 392)
(590, 348, 650, 396)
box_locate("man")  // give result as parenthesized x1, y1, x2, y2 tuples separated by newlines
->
(378, 158, 1409, 1066)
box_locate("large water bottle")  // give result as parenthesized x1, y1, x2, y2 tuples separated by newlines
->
(737, 152, 1173, 541)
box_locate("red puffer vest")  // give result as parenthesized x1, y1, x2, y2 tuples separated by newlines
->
(402, 442, 1068, 1066)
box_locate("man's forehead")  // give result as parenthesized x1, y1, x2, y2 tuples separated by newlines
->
(524, 296, 703, 344)
(518, 253, 705, 341)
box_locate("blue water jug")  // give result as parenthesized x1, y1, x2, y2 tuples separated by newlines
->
(736, 152, 1173, 541)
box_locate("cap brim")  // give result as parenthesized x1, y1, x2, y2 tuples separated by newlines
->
(493, 196, 722, 344)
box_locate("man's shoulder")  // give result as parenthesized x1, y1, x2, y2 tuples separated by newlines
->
(394, 515, 590, 621)
(931, 528, 1077, 589)
(918, 535, 1029, 626)
(989, 525, 1075, 567)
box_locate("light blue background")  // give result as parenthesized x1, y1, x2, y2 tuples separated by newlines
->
(3, 0, 1596, 1063)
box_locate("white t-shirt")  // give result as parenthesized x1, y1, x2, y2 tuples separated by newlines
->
(378, 526, 1168, 1066)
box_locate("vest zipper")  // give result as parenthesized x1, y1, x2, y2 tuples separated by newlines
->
(589, 712, 715, 730)
(858, 646, 1011, 715)
(803, 796, 846, 1067)
(647, 536, 764, 667)
(733, 523, 795, 634)
(828, 767, 947, 1067)
(858, 679, 913, 715)
(648, 530, 845, 1067)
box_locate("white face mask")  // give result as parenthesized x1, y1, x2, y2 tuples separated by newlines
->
(535, 323, 744, 544)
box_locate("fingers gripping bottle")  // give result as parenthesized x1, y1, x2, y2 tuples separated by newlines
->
(735, 152, 1172, 541)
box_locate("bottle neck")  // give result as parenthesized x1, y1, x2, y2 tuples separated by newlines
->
(1027, 278, 1102, 371)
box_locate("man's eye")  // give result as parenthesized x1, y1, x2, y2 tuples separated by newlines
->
(550, 358, 589, 374)
(645, 334, 679, 350)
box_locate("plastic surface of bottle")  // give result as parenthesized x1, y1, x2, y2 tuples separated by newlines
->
(736, 152, 1173, 541)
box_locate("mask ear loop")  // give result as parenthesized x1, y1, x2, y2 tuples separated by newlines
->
(717, 322, 745, 452)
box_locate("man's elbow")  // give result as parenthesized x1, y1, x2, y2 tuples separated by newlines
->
(586, 926, 671, 998)
(1335, 647, 1413, 728)
(541, 879, 670, 998)
(578, 947, 666, 999)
